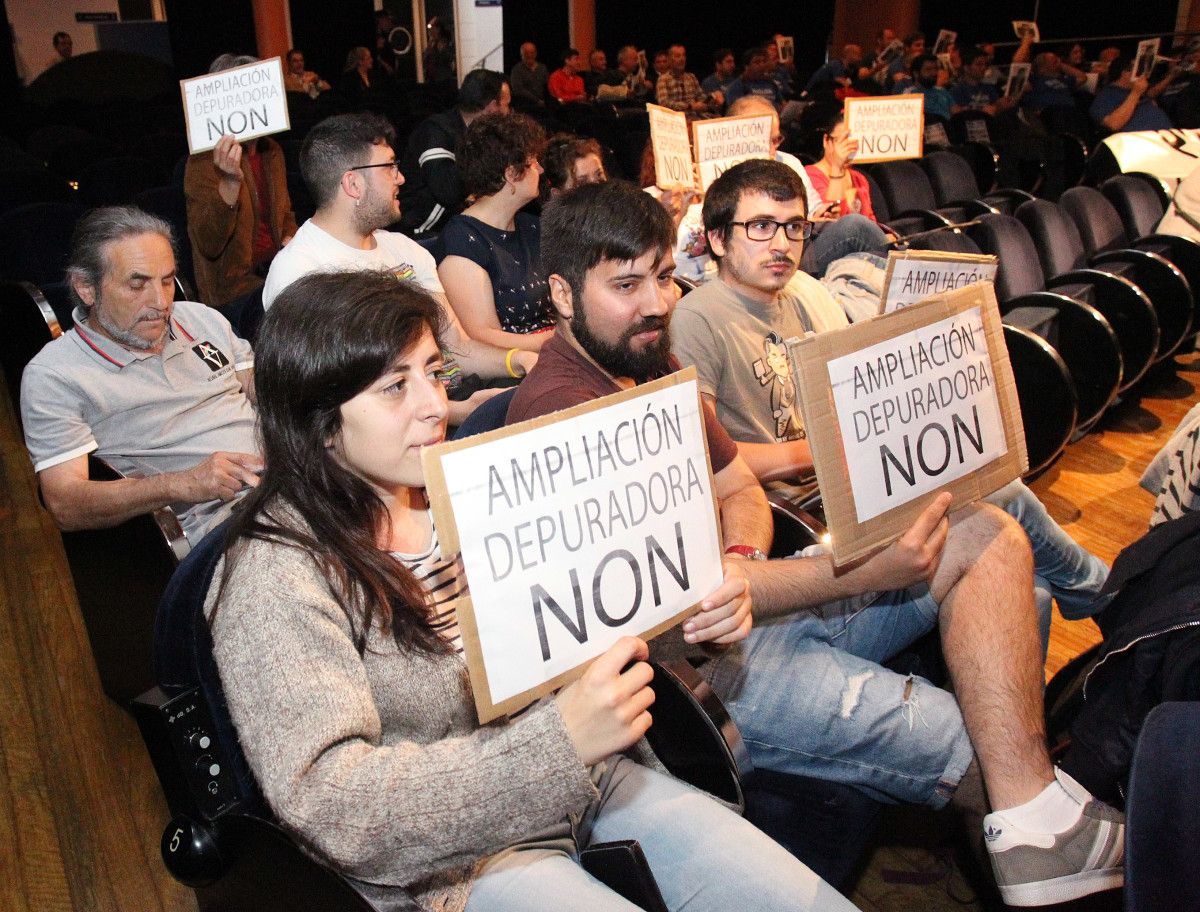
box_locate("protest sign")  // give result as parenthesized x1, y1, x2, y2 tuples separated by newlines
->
(422, 370, 724, 722)
(1012, 20, 1040, 42)
(180, 57, 289, 154)
(692, 114, 773, 190)
(925, 121, 950, 149)
(933, 30, 957, 57)
(880, 249, 999, 314)
(844, 95, 924, 163)
(1005, 63, 1031, 99)
(1135, 39, 1161, 80)
(776, 35, 795, 64)
(647, 103, 696, 190)
(789, 283, 1026, 564)
(878, 39, 904, 66)
(965, 118, 992, 145)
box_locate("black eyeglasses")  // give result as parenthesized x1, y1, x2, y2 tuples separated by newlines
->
(348, 161, 400, 174)
(729, 219, 813, 242)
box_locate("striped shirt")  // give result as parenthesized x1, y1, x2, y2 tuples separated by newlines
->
(393, 517, 466, 653)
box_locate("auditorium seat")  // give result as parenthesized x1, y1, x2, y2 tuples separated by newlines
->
(135, 185, 196, 291)
(864, 160, 956, 235)
(0, 167, 75, 214)
(78, 156, 168, 207)
(969, 213, 1124, 430)
(0, 201, 85, 286)
(920, 150, 1034, 216)
(1018, 197, 1187, 365)
(0, 280, 62, 424)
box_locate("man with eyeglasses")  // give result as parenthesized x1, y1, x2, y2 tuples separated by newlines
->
(513, 174, 1123, 907)
(263, 112, 537, 422)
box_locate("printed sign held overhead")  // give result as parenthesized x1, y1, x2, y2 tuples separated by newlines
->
(692, 114, 773, 190)
(1005, 63, 1031, 99)
(1134, 38, 1161, 80)
(1012, 20, 1039, 42)
(789, 283, 1027, 564)
(844, 95, 925, 163)
(647, 103, 696, 190)
(181, 57, 290, 154)
(422, 370, 724, 722)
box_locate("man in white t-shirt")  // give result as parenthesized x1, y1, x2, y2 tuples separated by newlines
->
(263, 113, 536, 421)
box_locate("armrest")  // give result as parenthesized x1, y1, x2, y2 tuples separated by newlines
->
(765, 489, 827, 558)
(895, 208, 954, 228)
(949, 198, 1000, 218)
(646, 659, 750, 811)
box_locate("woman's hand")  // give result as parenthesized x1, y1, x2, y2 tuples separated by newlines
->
(555, 636, 654, 765)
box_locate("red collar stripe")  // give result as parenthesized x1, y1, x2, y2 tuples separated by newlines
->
(73, 324, 126, 368)
(172, 318, 194, 342)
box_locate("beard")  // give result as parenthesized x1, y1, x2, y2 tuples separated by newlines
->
(355, 182, 400, 233)
(571, 308, 673, 382)
(90, 304, 167, 351)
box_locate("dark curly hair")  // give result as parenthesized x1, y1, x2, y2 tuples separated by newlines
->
(458, 112, 546, 199)
(540, 133, 603, 193)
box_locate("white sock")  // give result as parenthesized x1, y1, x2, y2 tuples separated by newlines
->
(990, 770, 1086, 835)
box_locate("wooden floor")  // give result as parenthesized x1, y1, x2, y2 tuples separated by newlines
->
(1, 355, 1195, 912)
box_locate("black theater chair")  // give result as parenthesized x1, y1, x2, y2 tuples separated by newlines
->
(921, 150, 1034, 216)
(1060, 186, 1190, 360)
(132, 517, 753, 912)
(1017, 197, 1184, 366)
(78, 156, 168, 207)
(0, 201, 86, 286)
(135, 185, 196, 293)
(0, 166, 76, 214)
(864, 160, 956, 236)
(1067, 183, 1200, 344)
(969, 213, 1124, 430)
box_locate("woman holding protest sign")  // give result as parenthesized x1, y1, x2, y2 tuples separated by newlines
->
(205, 269, 856, 912)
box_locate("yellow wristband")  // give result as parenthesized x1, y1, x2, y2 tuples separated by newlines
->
(505, 347, 521, 378)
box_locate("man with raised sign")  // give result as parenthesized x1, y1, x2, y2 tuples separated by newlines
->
(512, 176, 1124, 908)
(184, 54, 298, 308)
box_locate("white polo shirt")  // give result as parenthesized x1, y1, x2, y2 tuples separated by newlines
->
(20, 300, 258, 541)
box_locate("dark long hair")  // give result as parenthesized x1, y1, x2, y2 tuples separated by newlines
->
(219, 270, 449, 655)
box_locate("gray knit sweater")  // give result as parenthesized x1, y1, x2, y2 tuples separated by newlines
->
(206, 531, 601, 911)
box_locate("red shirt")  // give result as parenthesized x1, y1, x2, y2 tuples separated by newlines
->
(804, 166, 878, 223)
(507, 330, 739, 473)
(548, 69, 587, 102)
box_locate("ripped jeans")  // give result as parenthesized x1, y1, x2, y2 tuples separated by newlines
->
(703, 583, 974, 809)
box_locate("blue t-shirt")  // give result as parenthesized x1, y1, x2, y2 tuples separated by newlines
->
(701, 73, 735, 96)
(894, 82, 953, 121)
(1089, 84, 1174, 132)
(805, 59, 848, 93)
(950, 79, 1001, 110)
(724, 77, 783, 108)
(440, 212, 554, 335)
(1023, 74, 1076, 111)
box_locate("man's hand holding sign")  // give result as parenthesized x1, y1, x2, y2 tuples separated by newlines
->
(422, 369, 742, 722)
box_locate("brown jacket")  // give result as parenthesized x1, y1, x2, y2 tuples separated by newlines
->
(184, 136, 298, 308)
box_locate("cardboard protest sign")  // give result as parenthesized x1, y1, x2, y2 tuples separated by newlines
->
(1005, 63, 1031, 99)
(844, 95, 924, 163)
(925, 121, 950, 149)
(880, 250, 999, 314)
(1134, 39, 1161, 80)
(181, 57, 289, 154)
(789, 283, 1027, 565)
(878, 39, 904, 66)
(422, 370, 724, 722)
(692, 114, 773, 190)
(933, 30, 957, 57)
(647, 103, 696, 190)
(776, 35, 795, 64)
(1012, 20, 1039, 42)
(965, 118, 992, 145)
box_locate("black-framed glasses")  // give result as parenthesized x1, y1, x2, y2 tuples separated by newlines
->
(348, 161, 400, 175)
(730, 218, 813, 242)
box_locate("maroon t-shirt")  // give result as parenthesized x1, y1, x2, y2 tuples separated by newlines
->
(506, 330, 739, 473)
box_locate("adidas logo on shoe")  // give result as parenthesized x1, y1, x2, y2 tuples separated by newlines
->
(984, 824, 1003, 842)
